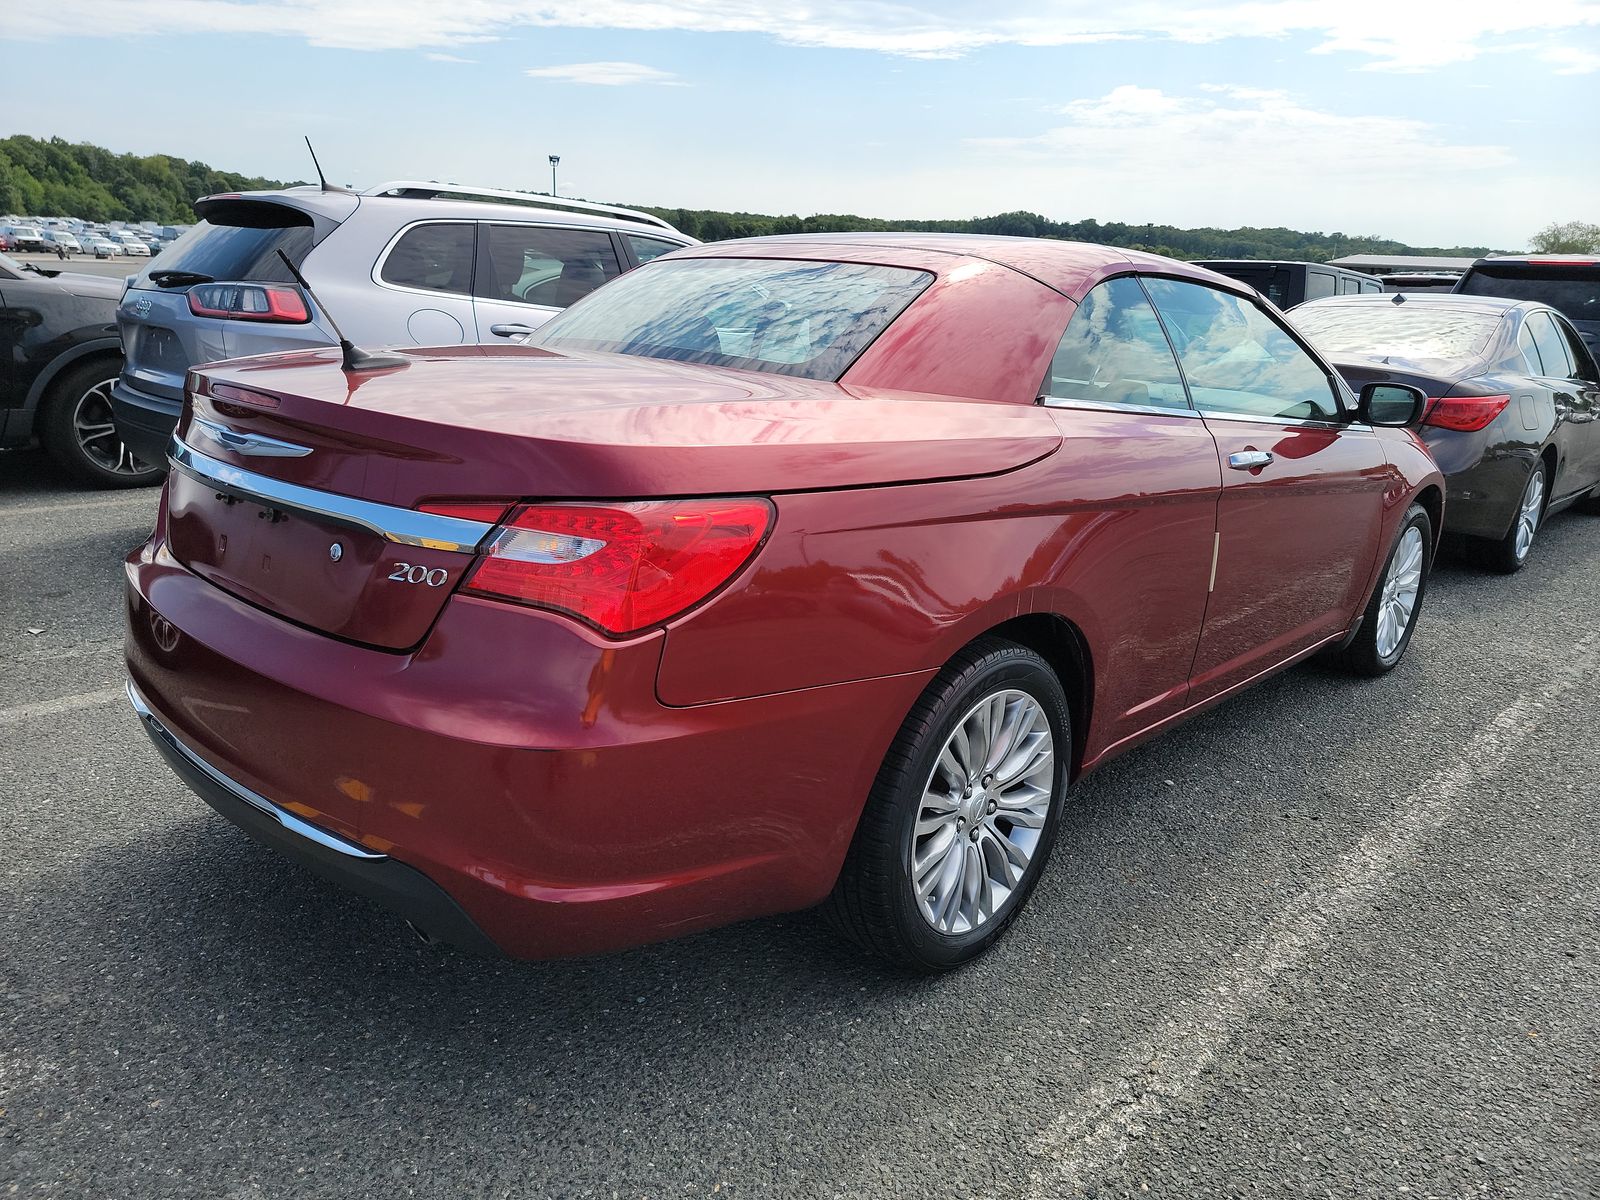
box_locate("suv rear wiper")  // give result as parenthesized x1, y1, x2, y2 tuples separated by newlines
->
(148, 270, 214, 288)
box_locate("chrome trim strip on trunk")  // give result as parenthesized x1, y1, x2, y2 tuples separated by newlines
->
(167, 436, 496, 553)
(126, 680, 387, 861)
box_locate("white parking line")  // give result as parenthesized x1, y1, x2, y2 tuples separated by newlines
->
(1, 494, 157, 520)
(1025, 633, 1600, 1196)
(0, 686, 125, 726)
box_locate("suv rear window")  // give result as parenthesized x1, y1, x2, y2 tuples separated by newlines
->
(1457, 264, 1600, 323)
(150, 203, 314, 283)
(533, 258, 933, 381)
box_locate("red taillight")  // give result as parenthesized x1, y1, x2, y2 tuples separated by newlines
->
(187, 283, 310, 323)
(462, 499, 773, 635)
(417, 499, 514, 524)
(1422, 394, 1510, 432)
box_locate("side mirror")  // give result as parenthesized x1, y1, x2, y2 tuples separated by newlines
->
(1358, 382, 1427, 428)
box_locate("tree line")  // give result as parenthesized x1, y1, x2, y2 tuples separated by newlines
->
(0, 133, 1518, 259)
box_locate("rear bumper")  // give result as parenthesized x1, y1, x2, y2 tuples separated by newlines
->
(111, 379, 181, 468)
(127, 680, 499, 953)
(125, 534, 929, 960)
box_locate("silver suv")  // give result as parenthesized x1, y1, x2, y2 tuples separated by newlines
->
(111, 181, 694, 465)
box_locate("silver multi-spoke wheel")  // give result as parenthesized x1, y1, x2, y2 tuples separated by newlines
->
(1375, 525, 1425, 659)
(72, 377, 151, 477)
(1513, 467, 1544, 561)
(912, 688, 1055, 935)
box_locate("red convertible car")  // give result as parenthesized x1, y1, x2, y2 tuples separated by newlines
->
(125, 235, 1443, 969)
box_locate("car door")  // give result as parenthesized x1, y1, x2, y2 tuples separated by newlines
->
(1038, 276, 1222, 745)
(1523, 309, 1599, 499)
(371, 220, 478, 345)
(1550, 312, 1600, 491)
(472, 223, 624, 341)
(1142, 276, 1391, 703)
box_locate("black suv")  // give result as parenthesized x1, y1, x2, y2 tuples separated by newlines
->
(0, 254, 159, 486)
(1455, 255, 1600, 359)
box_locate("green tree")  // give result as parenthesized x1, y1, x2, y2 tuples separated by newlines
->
(1529, 220, 1600, 254)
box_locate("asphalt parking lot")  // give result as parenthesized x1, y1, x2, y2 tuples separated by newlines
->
(3, 446, 1597, 1199)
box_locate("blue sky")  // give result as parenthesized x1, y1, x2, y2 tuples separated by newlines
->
(5, 2, 1598, 248)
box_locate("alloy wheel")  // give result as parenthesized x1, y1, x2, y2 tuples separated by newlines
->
(72, 377, 152, 477)
(912, 688, 1055, 935)
(1513, 467, 1544, 562)
(1375, 525, 1425, 659)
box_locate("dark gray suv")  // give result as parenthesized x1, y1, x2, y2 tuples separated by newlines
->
(111, 182, 694, 465)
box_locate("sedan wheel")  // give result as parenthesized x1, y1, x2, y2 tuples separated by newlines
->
(1374, 525, 1425, 660)
(823, 637, 1071, 970)
(1343, 502, 1433, 676)
(1472, 461, 1547, 574)
(40, 361, 163, 488)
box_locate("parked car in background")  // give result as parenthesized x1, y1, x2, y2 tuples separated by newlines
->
(41, 229, 83, 256)
(82, 236, 119, 259)
(2, 224, 47, 252)
(125, 235, 1441, 970)
(1380, 272, 1462, 294)
(1194, 260, 1384, 309)
(114, 236, 151, 257)
(0, 233, 13, 252)
(1454, 254, 1599, 359)
(1293, 293, 1600, 572)
(0, 253, 160, 486)
(111, 180, 695, 466)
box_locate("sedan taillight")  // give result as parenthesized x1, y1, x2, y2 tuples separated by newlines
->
(1422, 394, 1510, 433)
(187, 283, 310, 323)
(462, 499, 773, 635)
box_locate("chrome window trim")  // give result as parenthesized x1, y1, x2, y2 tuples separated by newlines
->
(1040, 396, 1200, 420)
(168, 437, 496, 553)
(370, 217, 479, 301)
(1196, 408, 1360, 431)
(126, 680, 387, 861)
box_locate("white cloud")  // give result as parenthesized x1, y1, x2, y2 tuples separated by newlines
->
(424, 52, 474, 63)
(526, 60, 685, 86)
(9, 1, 1600, 72)
(1541, 44, 1600, 72)
(965, 85, 1518, 243)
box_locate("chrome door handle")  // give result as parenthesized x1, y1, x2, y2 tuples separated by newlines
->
(1228, 450, 1274, 470)
(489, 323, 538, 338)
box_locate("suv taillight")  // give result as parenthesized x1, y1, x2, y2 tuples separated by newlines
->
(1422, 394, 1510, 433)
(462, 499, 773, 636)
(187, 283, 310, 323)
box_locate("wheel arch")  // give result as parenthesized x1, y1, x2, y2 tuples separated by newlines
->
(964, 612, 1094, 782)
(1413, 483, 1444, 552)
(24, 338, 123, 419)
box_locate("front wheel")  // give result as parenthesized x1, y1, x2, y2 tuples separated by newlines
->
(1343, 502, 1433, 677)
(822, 637, 1071, 971)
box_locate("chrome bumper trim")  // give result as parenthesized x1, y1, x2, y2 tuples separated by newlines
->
(167, 436, 495, 554)
(126, 679, 387, 861)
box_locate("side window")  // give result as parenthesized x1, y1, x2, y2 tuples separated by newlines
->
(627, 235, 683, 265)
(1304, 271, 1337, 301)
(480, 225, 622, 308)
(1363, 278, 1383, 294)
(380, 223, 474, 295)
(1554, 315, 1599, 381)
(1526, 311, 1574, 379)
(1517, 320, 1545, 375)
(1143, 277, 1340, 422)
(1042, 276, 1190, 411)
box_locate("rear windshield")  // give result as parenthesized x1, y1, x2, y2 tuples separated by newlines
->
(1457, 266, 1600, 323)
(147, 203, 315, 284)
(533, 257, 934, 380)
(1292, 303, 1504, 364)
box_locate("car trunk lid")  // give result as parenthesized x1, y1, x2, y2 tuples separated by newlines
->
(166, 344, 1060, 649)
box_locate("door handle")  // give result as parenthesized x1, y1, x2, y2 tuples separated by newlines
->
(1228, 450, 1274, 470)
(489, 323, 539, 339)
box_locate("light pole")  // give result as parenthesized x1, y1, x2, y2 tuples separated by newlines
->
(548, 155, 560, 197)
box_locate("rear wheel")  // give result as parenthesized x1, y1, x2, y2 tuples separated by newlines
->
(1343, 502, 1432, 677)
(38, 359, 162, 488)
(1470, 460, 1546, 574)
(822, 637, 1071, 971)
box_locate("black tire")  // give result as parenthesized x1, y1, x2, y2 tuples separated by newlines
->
(822, 637, 1071, 971)
(38, 358, 163, 489)
(1342, 502, 1433, 677)
(1468, 459, 1546, 574)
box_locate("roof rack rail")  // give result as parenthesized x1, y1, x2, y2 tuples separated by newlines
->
(361, 181, 678, 232)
